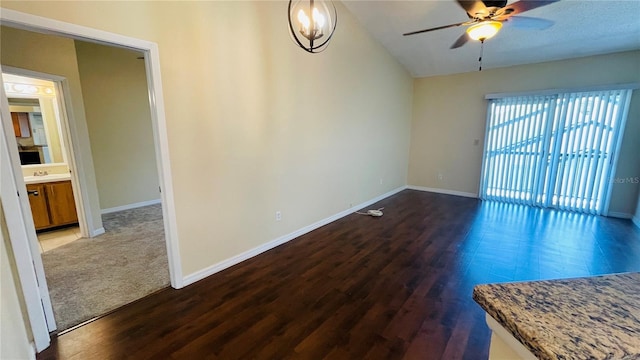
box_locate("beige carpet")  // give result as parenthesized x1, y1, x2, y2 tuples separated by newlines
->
(41, 204, 170, 332)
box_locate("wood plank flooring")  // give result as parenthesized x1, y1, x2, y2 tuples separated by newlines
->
(37, 190, 640, 359)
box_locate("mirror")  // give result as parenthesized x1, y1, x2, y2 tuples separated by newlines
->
(3, 73, 67, 166)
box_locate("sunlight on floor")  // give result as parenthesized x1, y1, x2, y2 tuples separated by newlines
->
(38, 226, 82, 253)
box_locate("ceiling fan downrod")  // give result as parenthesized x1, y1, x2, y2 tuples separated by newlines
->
(478, 40, 484, 71)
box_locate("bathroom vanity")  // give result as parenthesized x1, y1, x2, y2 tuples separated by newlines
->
(25, 175, 78, 230)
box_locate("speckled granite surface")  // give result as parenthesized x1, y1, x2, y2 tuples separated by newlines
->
(473, 273, 640, 360)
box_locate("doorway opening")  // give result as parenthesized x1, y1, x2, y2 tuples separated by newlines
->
(2, 28, 170, 333)
(0, 9, 182, 352)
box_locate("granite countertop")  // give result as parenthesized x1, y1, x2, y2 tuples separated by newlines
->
(473, 273, 640, 360)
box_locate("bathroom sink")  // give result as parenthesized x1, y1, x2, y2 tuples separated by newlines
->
(23, 173, 71, 184)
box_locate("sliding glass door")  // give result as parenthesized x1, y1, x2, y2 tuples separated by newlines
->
(479, 89, 632, 215)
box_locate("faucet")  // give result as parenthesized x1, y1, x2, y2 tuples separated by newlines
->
(33, 170, 49, 176)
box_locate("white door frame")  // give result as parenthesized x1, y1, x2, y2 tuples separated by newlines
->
(0, 80, 52, 351)
(0, 8, 184, 352)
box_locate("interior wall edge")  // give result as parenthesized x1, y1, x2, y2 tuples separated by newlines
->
(182, 185, 408, 287)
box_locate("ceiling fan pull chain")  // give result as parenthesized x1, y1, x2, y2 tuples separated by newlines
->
(479, 40, 484, 71)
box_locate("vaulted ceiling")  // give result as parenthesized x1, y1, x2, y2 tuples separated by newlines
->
(341, 0, 640, 78)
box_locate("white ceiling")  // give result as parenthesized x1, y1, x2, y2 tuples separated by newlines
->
(341, 0, 640, 78)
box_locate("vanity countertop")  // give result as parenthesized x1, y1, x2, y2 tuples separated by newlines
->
(24, 173, 71, 185)
(473, 272, 640, 360)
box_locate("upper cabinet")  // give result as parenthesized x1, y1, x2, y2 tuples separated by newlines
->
(11, 112, 31, 138)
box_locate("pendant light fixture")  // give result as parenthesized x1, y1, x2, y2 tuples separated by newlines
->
(288, 0, 337, 53)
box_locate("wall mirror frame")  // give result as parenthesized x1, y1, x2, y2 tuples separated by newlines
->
(3, 72, 68, 167)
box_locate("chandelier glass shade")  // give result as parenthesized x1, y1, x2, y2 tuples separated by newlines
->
(288, 0, 337, 53)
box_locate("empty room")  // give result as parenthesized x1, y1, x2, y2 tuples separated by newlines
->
(1, 1, 639, 359)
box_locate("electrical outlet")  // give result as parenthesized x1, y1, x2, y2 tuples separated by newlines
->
(379, 178, 383, 185)
(438, 173, 444, 181)
(275, 211, 282, 221)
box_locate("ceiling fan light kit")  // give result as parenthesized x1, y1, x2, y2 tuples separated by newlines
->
(403, 0, 558, 49)
(288, 0, 337, 53)
(466, 20, 502, 41)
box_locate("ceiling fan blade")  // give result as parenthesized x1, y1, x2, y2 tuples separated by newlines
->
(498, 0, 559, 17)
(450, 33, 470, 49)
(456, 0, 489, 18)
(403, 22, 466, 36)
(503, 15, 554, 30)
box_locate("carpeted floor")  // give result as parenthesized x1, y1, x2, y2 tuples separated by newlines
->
(41, 204, 170, 332)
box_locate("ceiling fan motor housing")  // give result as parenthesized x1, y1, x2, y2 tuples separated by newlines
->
(482, 1, 508, 9)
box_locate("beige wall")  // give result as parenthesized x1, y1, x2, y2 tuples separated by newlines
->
(0, 2, 413, 276)
(409, 51, 640, 215)
(1, 26, 103, 231)
(75, 41, 160, 210)
(1, 206, 34, 360)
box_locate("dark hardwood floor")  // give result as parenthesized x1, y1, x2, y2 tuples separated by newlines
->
(37, 190, 640, 359)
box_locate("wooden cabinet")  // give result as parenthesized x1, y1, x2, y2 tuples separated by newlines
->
(45, 181, 78, 225)
(12, 112, 31, 138)
(27, 180, 78, 230)
(26, 184, 52, 229)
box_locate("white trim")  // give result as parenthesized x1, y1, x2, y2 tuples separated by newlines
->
(101, 199, 161, 214)
(55, 78, 97, 238)
(144, 42, 183, 289)
(1, 9, 157, 51)
(2, 68, 65, 333)
(182, 186, 407, 286)
(485, 82, 640, 99)
(607, 212, 632, 219)
(0, 72, 51, 350)
(90, 227, 106, 237)
(407, 185, 478, 198)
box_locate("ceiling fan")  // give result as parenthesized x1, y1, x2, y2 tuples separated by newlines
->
(404, 0, 559, 49)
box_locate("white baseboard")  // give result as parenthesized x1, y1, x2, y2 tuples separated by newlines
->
(101, 199, 161, 214)
(407, 185, 477, 198)
(182, 186, 407, 286)
(90, 227, 105, 237)
(633, 216, 640, 229)
(607, 211, 632, 219)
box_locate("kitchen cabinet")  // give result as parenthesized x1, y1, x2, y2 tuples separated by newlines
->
(12, 112, 31, 138)
(27, 180, 78, 230)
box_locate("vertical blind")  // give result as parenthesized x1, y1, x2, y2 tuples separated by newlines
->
(479, 89, 632, 215)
